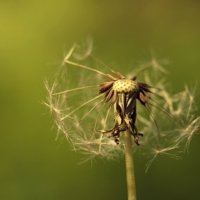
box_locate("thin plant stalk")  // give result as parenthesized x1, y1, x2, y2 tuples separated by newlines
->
(111, 85, 137, 200)
(124, 130, 137, 200)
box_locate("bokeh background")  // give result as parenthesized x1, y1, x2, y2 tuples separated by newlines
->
(1, 0, 200, 200)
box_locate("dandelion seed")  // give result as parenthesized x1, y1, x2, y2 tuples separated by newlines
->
(143, 144, 181, 173)
(72, 35, 93, 60)
(175, 116, 200, 152)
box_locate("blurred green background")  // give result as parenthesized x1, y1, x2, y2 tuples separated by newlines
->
(1, 0, 200, 200)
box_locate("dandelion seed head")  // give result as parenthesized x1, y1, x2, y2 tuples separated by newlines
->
(44, 39, 200, 171)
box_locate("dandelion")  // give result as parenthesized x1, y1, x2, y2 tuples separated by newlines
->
(44, 38, 200, 200)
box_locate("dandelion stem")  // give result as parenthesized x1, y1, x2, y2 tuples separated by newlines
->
(124, 130, 137, 200)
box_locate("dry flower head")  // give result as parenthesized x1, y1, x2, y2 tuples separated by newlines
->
(44, 38, 200, 171)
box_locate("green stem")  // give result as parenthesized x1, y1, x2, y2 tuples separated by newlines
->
(124, 130, 137, 200)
